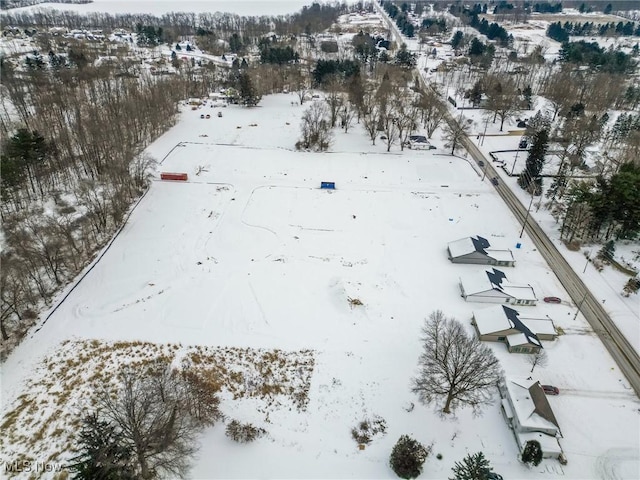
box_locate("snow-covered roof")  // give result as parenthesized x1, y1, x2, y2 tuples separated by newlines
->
(474, 305, 513, 334)
(487, 248, 515, 263)
(448, 235, 488, 258)
(507, 332, 540, 347)
(462, 268, 534, 299)
(519, 318, 556, 337)
(474, 305, 552, 341)
(461, 269, 508, 297)
(516, 431, 563, 455)
(448, 236, 514, 263)
(501, 284, 537, 301)
(505, 379, 560, 435)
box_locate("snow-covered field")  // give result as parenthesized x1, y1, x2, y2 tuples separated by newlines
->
(1, 0, 314, 16)
(1, 94, 639, 479)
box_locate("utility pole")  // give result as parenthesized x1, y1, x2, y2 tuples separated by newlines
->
(481, 116, 490, 146)
(573, 290, 589, 321)
(519, 194, 534, 238)
(510, 148, 521, 176)
(583, 252, 591, 273)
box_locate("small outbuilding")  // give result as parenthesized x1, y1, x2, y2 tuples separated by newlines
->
(459, 268, 537, 306)
(447, 235, 515, 267)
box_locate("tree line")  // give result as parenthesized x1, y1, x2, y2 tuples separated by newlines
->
(450, 3, 512, 47)
(0, 2, 350, 38)
(547, 20, 640, 42)
(559, 40, 636, 74)
(0, 46, 190, 357)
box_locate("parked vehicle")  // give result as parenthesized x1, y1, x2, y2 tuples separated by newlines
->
(544, 296, 562, 304)
(205, 114, 211, 119)
(542, 385, 560, 395)
(218, 111, 223, 117)
(487, 473, 503, 480)
(200, 114, 205, 119)
(519, 138, 529, 149)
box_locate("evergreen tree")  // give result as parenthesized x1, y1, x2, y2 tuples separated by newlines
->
(450, 452, 493, 480)
(468, 80, 483, 107)
(521, 440, 543, 466)
(229, 33, 243, 53)
(518, 128, 548, 194)
(238, 72, 261, 106)
(68, 413, 136, 480)
(170, 50, 180, 70)
(599, 240, 615, 260)
(395, 43, 416, 68)
(522, 85, 533, 109)
(389, 435, 429, 479)
(451, 31, 464, 50)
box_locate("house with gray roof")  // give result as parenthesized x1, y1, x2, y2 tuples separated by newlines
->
(459, 268, 537, 306)
(472, 305, 556, 353)
(499, 377, 563, 460)
(447, 236, 515, 267)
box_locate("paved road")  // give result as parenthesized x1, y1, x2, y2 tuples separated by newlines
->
(461, 123, 640, 398)
(374, 0, 640, 397)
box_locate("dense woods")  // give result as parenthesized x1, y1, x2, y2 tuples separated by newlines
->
(0, 59, 187, 355)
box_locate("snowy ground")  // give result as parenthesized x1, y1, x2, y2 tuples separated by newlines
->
(1, 94, 639, 479)
(450, 101, 640, 353)
(1, 0, 315, 16)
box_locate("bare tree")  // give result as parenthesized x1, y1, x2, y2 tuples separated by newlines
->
(296, 101, 332, 151)
(543, 68, 578, 121)
(324, 76, 344, 128)
(484, 75, 520, 132)
(361, 90, 381, 145)
(339, 101, 356, 133)
(442, 119, 470, 156)
(527, 350, 548, 373)
(393, 93, 420, 151)
(412, 311, 501, 414)
(96, 363, 221, 479)
(379, 99, 400, 152)
(417, 89, 445, 139)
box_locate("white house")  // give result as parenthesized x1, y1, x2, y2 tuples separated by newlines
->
(499, 378, 563, 460)
(448, 235, 515, 266)
(472, 305, 556, 353)
(459, 268, 537, 306)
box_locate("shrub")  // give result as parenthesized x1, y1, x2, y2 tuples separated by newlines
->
(623, 277, 640, 297)
(351, 415, 387, 445)
(389, 435, 428, 479)
(521, 440, 543, 466)
(225, 420, 266, 443)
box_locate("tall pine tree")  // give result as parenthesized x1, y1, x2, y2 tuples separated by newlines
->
(450, 452, 493, 480)
(68, 413, 136, 480)
(518, 128, 548, 194)
(238, 72, 261, 107)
